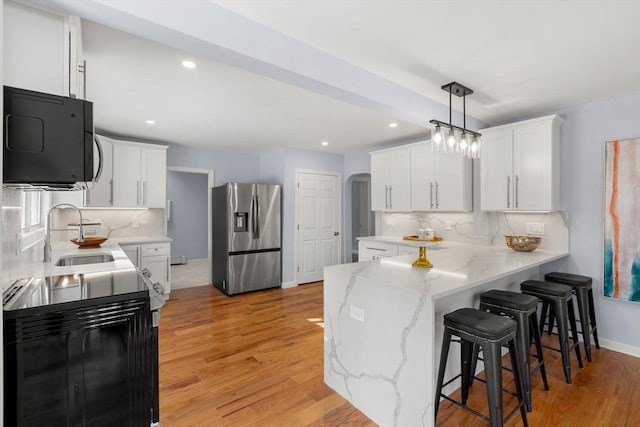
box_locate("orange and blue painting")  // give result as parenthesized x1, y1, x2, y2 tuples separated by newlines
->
(604, 139, 640, 302)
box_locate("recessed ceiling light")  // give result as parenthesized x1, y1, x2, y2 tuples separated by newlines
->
(389, 122, 398, 128)
(321, 141, 329, 146)
(182, 60, 197, 69)
(146, 119, 156, 125)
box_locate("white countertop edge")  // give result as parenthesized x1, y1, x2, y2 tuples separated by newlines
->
(327, 242, 569, 299)
(110, 236, 173, 244)
(431, 250, 569, 299)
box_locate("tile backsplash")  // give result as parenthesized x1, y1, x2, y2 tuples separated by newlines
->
(54, 208, 166, 242)
(376, 210, 569, 251)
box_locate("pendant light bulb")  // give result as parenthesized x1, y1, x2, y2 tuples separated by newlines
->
(447, 129, 456, 150)
(470, 136, 480, 159)
(459, 132, 468, 151)
(433, 125, 442, 144)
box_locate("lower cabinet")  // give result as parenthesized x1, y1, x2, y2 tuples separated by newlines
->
(358, 241, 398, 261)
(121, 242, 171, 294)
(3, 294, 152, 426)
(358, 240, 420, 261)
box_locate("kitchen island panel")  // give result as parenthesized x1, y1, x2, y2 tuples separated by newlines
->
(324, 242, 566, 426)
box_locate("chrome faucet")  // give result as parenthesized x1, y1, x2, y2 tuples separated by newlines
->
(44, 203, 84, 262)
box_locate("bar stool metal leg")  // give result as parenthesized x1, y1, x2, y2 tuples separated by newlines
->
(588, 288, 600, 349)
(529, 311, 549, 391)
(434, 328, 452, 419)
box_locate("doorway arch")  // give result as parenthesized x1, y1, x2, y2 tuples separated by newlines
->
(344, 173, 374, 263)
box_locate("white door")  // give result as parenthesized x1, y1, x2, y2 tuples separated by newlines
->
(296, 171, 341, 284)
(513, 122, 553, 211)
(481, 128, 514, 211)
(141, 147, 166, 208)
(370, 153, 388, 210)
(387, 147, 411, 210)
(86, 137, 114, 207)
(410, 144, 435, 210)
(113, 144, 142, 207)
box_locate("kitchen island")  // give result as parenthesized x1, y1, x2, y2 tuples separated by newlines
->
(323, 241, 567, 427)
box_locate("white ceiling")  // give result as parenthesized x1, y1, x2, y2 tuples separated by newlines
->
(82, 20, 426, 153)
(38, 0, 640, 153)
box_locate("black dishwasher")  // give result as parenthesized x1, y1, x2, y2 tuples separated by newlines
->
(3, 268, 158, 427)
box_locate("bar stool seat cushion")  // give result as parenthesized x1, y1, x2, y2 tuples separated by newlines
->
(480, 290, 539, 312)
(444, 308, 516, 340)
(545, 272, 592, 288)
(521, 280, 572, 298)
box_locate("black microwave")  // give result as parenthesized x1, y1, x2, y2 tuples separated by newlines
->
(3, 86, 101, 190)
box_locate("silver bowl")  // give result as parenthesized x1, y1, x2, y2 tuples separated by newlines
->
(505, 235, 541, 252)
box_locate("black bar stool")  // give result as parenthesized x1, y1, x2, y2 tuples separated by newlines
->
(470, 290, 549, 412)
(435, 308, 528, 427)
(544, 272, 599, 362)
(521, 280, 583, 384)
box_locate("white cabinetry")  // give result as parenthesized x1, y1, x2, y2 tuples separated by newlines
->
(120, 242, 171, 294)
(113, 143, 167, 208)
(120, 244, 140, 267)
(410, 144, 472, 211)
(480, 115, 563, 211)
(370, 147, 411, 211)
(358, 240, 398, 261)
(140, 243, 171, 294)
(85, 136, 114, 207)
(3, 2, 84, 98)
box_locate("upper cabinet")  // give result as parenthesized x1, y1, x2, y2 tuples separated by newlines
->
(480, 115, 563, 212)
(85, 136, 114, 207)
(371, 147, 411, 211)
(113, 142, 167, 208)
(410, 144, 472, 212)
(3, 2, 84, 98)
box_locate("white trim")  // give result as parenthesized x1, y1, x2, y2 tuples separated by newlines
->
(167, 166, 215, 284)
(599, 338, 640, 358)
(294, 169, 342, 284)
(281, 281, 297, 289)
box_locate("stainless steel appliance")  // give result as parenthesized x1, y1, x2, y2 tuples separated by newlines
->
(3, 85, 102, 190)
(212, 183, 281, 295)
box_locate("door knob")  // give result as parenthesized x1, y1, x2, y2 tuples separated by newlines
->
(334, 232, 340, 236)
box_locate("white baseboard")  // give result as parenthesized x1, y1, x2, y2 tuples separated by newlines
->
(599, 338, 640, 358)
(281, 281, 297, 289)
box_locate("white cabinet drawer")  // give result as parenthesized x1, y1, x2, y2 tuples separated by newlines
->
(141, 243, 170, 257)
(360, 241, 398, 255)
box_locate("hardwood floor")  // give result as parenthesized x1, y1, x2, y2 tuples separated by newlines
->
(159, 283, 640, 426)
(158, 282, 375, 426)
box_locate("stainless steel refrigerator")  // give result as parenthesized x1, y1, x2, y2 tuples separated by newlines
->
(212, 183, 281, 295)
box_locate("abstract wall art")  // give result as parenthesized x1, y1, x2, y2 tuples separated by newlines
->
(604, 138, 640, 302)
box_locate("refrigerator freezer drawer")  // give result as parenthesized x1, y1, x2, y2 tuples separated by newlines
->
(227, 250, 281, 295)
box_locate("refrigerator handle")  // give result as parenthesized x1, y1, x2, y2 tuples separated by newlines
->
(255, 194, 260, 239)
(251, 194, 258, 239)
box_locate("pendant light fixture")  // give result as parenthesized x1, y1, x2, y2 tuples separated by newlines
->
(430, 81, 481, 159)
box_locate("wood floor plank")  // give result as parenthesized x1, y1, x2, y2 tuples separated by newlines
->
(159, 282, 640, 426)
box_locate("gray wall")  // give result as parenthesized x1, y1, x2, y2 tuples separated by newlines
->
(167, 171, 208, 260)
(541, 91, 640, 353)
(168, 144, 261, 184)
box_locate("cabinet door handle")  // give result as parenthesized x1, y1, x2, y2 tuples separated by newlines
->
(136, 180, 140, 205)
(109, 179, 113, 206)
(515, 175, 519, 209)
(80, 60, 87, 99)
(430, 182, 434, 209)
(143, 181, 147, 206)
(506, 176, 511, 209)
(435, 181, 440, 209)
(385, 185, 389, 209)
(389, 186, 393, 209)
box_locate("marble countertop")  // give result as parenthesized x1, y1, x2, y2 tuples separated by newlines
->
(6, 240, 136, 282)
(327, 241, 568, 299)
(110, 236, 173, 245)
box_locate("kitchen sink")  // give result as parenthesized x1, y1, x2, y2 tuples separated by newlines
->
(54, 254, 115, 266)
